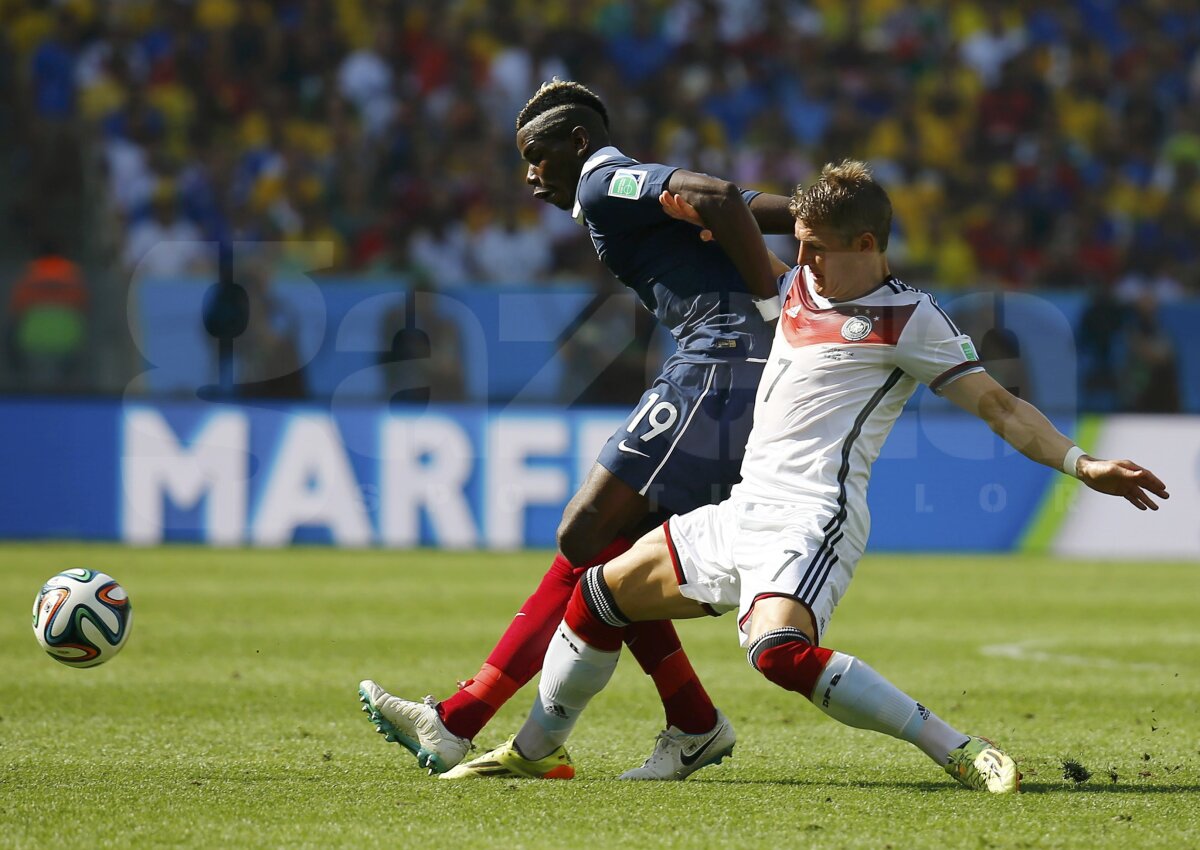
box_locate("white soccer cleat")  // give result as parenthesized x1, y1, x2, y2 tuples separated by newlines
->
(618, 710, 736, 780)
(357, 680, 471, 774)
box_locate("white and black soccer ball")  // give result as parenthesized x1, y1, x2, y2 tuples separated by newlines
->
(32, 569, 132, 667)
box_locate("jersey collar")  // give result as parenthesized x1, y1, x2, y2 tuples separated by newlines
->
(572, 145, 624, 225)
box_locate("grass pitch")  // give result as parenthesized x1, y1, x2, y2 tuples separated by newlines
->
(2, 544, 1198, 849)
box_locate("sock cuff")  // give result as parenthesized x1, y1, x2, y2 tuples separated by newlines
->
(557, 621, 622, 663)
(747, 627, 811, 671)
(581, 566, 631, 629)
(460, 663, 522, 709)
(565, 580, 624, 651)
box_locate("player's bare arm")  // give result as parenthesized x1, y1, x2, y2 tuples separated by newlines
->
(663, 170, 778, 300)
(747, 191, 796, 234)
(940, 370, 1170, 510)
(659, 190, 792, 278)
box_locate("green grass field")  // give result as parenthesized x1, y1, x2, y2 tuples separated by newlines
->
(2, 544, 1198, 849)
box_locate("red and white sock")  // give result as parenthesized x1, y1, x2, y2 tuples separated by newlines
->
(513, 567, 623, 760)
(749, 627, 968, 765)
(438, 538, 631, 740)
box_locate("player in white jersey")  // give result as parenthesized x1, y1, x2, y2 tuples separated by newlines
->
(686, 265, 990, 640)
(443, 160, 1168, 793)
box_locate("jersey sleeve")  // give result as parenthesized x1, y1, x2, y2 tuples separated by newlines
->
(894, 296, 985, 394)
(577, 161, 679, 233)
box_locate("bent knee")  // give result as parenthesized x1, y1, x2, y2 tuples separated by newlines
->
(556, 503, 617, 566)
(747, 627, 830, 697)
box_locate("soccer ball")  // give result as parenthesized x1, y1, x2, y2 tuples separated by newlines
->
(32, 569, 132, 667)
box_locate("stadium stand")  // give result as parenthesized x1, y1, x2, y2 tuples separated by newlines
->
(1, 0, 1198, 408)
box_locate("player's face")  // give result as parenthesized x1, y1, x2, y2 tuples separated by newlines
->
(516, 127, 583, 211)
(794, 220, 883, 300)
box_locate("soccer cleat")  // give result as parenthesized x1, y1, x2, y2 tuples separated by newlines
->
(618, 710, 736, 780)
(945, 736, 1021, 794)
(357, 680, 471, 774)
(438, 737, 575, 780)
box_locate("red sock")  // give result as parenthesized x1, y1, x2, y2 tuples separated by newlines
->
(559, 572, 624, 649)
(755, 641, 834, 698)
(624, 621, 717, 734)
(438, 538, 632, 739)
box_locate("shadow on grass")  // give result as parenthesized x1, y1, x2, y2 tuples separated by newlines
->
(678, 778, 957, 792)
(1018, 782, 1200, 795)
(651, 778, 1200, 795)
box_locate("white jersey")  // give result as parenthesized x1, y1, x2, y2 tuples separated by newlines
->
(731, 267, 984, 553)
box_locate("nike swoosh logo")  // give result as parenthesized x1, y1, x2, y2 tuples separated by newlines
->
(785, 305, 802, 318)
(617, 440, 650, 458)
(679, 728, 725, 767)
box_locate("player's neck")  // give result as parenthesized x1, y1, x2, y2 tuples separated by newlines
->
(820, 261, 892, 302)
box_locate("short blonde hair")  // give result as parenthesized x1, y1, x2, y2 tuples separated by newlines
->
(789, 160, 892, 250)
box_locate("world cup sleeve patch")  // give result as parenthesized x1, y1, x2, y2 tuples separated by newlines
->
(607, 169, 648, 199)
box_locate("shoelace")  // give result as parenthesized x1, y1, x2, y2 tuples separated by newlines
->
(422, 695, 475, 752)
(631, 732, 671, 768)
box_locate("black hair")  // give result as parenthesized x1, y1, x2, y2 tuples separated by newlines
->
(515, 79, 609, 136)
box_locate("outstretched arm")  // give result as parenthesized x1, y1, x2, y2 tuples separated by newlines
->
(941, 371, 1170, 511)
(664, 169, 777, 301)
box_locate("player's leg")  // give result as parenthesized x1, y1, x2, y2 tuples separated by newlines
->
(361, 464, 718, 773)
(433, 466, 650, 741)
(742, 597, 1019, 793)
(440, 526, 714, 779)
(440, 462, 718, 734)
(359, 467, 643, 772)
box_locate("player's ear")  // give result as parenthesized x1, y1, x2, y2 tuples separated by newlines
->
(857, 232, 877, 252)
(571, 125, 590, 158)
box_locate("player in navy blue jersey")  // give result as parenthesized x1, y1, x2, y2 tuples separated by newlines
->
(360, 79, 795, 780)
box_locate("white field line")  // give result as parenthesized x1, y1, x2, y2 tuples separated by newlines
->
(979, 640, 1181, 672)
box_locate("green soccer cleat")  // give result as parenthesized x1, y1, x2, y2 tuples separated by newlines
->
(358, 680, 471, 774)
(438, 737, 576, 780)
(945, 736, 1020, 794)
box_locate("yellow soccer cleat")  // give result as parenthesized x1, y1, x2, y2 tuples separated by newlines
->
(438, 737, 575, 780)
(945, 736, 1021, 794)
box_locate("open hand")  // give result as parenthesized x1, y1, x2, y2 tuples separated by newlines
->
(659, 191, 715, 241)
(1078, 458, 1169, 510)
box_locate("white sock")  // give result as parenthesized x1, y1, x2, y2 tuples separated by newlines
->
(811, 651, 969, 765)
(512, 622, 620, 761)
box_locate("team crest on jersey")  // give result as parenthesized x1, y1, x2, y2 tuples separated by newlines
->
(840, 315, 873, 341)
(608, 169, 647, 199)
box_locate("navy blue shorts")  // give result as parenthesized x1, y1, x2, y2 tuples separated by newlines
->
(596, 355, 765, 516)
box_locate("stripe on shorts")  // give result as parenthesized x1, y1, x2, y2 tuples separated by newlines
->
(638, 364, 717, 496)
(663, 521, 721, 617)
(662, 520, 686, 587)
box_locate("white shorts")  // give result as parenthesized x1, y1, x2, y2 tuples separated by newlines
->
(665, 499, 864, 646)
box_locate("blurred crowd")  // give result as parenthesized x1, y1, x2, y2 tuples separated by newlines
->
(3, 0, 1199, 406)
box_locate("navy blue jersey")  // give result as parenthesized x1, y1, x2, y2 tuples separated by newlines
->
(572, 146, 773, 359)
